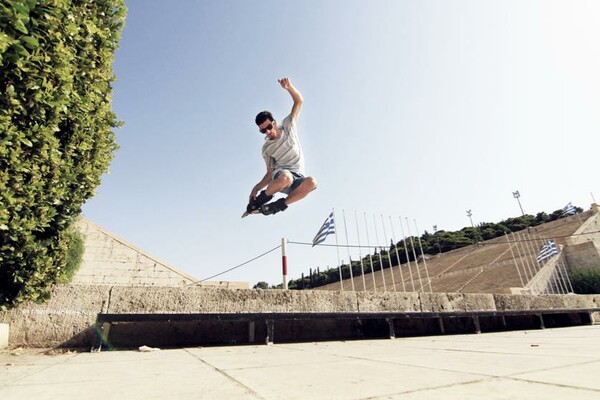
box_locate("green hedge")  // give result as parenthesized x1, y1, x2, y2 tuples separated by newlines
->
(570, 266, 600, 294)
(0, 0, 125, 307)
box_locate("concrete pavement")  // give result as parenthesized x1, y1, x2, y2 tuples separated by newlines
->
(1, 325, 600, 399)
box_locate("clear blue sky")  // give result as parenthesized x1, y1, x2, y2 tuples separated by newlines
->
(82, 0, 600, 286)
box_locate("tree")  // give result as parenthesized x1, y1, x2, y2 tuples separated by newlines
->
(253, 281, 269, 289)
(0, 0, 126, 307)
(535, 212, 550, 225)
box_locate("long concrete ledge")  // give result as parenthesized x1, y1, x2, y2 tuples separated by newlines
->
(94, 308, 598, 350)
(0, 284, 598, 348)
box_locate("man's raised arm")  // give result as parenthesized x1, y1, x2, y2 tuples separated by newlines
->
(278, 77, 303, 120)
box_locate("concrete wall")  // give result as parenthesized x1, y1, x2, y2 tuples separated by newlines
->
(73, 218, 248, 289)
(0, 285, 110, 348)
(564, 242, 600, 269)
(73, 218, 197, 286)
(1, 284, 598, 348)
(564, 205, 600, 269)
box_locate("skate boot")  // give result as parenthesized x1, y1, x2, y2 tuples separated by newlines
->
(260, 198, 288, 215)
(246, 190, 273, 214)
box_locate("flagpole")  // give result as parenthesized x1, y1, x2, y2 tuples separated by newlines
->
(541, 237, 564, 294)
(550, 238, 566, 294)
(536, 237, 556, 294)
(512, 232, 530, 286)
(526, 232, 541, 282)
(505, 231, 524, 287)
(414, 219, 433, 292)
(332, 208, 343, 291)
(342, 209, 356, 292)
(524, 230, 540, 277)
(406, 217, 424, 292)
(564, 202, 582, 225)
(398, 217, 418, 292)
(281, 238, 288, 290)
(516, 232, 535, 283)
(354, 210, 367, 291)
(364, 212, 377, 292)
(549, 239, 567, 294)
(381, 214, 397, 292)
(372, 214, 387, 292)
(388, 216, 406, 292)
(558, 257, 574, 293)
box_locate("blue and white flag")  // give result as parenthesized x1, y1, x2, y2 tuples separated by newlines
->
(562, 202, 577, 216)
(312, 212, 335, 247)
(537, 240, 558, 263)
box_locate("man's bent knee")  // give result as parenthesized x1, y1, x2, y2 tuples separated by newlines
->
(306, 176, 317, 191)
(275, 171, 293, 187)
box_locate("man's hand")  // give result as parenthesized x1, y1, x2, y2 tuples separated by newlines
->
(278, 77, 292, 90)
(249, 188, 259, 203)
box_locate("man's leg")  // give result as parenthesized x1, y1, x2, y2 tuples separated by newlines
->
(247, 171, 291, 214)
(264, 172, 293, 196)
(260, 176, 317, 216)
(284, 176, 317, 205)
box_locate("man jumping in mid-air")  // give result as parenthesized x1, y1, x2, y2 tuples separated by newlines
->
(246, 78, 317, 216)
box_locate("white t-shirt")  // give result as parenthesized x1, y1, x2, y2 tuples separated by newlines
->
(261, 115, 305, 175)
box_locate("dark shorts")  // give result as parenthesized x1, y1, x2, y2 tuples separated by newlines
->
(272, 169, 305, 195)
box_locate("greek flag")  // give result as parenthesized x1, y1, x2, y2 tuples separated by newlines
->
(562, 202, 577, 216)
(537, 240, 558, 263)
(312, 212, 335, 247)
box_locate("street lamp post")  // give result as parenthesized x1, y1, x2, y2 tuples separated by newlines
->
(466, 210, 478, 246)
(433, 224, 441, 254)
(513, 190, 531, 233)
(513, 190, 525, 216)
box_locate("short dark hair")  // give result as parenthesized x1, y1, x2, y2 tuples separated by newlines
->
(255, 111, 273, 126)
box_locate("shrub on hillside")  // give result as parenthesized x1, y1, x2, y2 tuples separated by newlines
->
(569, 266, 600, 294)
(0, 0, 126, 308)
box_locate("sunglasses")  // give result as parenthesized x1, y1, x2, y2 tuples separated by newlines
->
(260, 123, 274, 134)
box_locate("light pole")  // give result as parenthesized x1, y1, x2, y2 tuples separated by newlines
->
(466, 209, 478, 246)
(433, 225, 441, 254)
(513, 190, 531, 233)
(513, 190, 525, 216)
